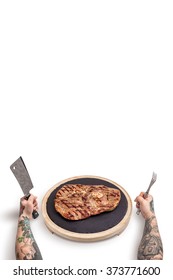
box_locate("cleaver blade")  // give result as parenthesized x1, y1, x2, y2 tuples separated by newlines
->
(10, 156, 39, 219)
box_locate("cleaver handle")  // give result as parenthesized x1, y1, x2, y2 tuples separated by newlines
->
(25, 194, 39, 219)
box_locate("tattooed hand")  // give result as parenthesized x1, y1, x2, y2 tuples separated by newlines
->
(16, 194, 42, 260)
(135, 192, 163, 260)
(135, 192, 154, 220)
(19, 194, 38, 219)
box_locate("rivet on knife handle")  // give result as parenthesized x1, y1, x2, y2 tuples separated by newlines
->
(10, 156, 39, 219)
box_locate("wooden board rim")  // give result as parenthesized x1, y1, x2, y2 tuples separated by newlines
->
(42, 175, 132, 242)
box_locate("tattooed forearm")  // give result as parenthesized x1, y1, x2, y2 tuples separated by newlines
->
(16, 216, 42, 260)
(137, 215, 163, 260)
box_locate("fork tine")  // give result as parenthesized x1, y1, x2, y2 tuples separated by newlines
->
(152, 172, 157, 182)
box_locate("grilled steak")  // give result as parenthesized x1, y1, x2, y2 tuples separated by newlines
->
(54, 184, 121, 220)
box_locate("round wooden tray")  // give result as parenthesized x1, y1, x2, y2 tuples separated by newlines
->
(42, 175, 132, 242)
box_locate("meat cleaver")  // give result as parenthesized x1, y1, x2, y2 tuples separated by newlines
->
(10, 156, 39, 219)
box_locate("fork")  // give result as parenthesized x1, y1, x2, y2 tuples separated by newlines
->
(136, 172, 157, 215)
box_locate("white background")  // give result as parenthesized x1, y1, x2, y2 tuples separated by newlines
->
(0, 0, 172, 268)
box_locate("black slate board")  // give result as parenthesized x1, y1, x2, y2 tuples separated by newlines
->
(46, 177, 128, 234)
